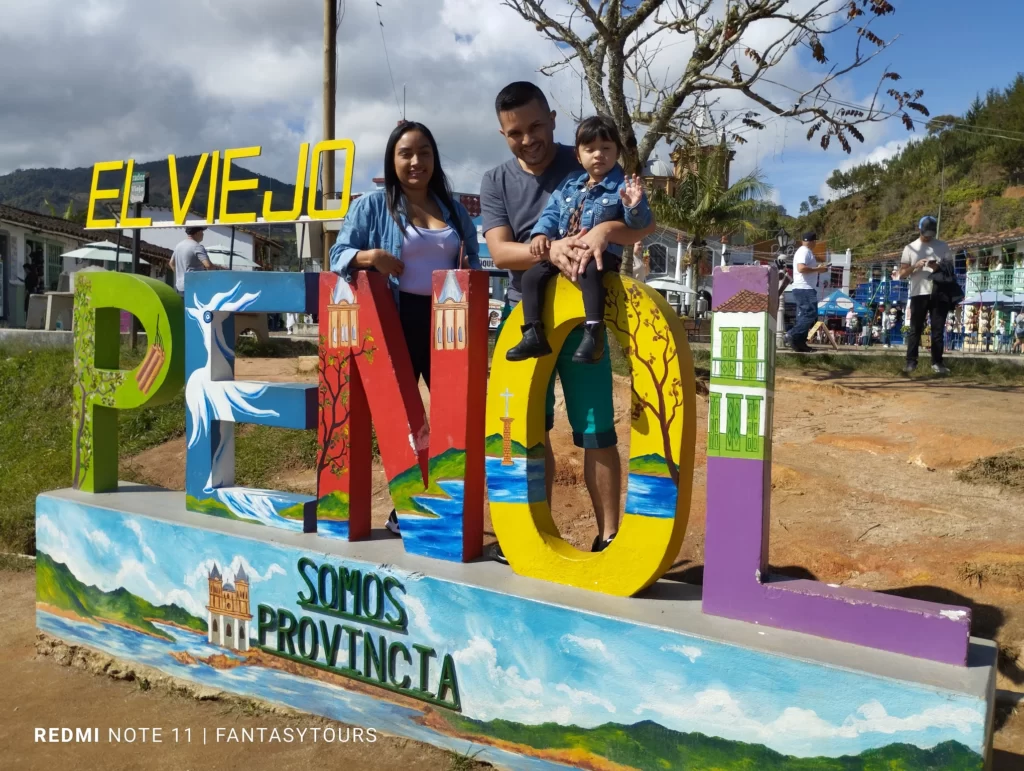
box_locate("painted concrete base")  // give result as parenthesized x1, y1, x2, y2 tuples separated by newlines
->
(36, 486, 995, 770)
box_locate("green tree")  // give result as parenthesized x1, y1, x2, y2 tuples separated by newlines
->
(649, 149, 774, 276)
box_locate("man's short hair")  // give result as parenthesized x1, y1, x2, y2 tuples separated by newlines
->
(185, 226, 206, 236)
(495, 82, 550, 115)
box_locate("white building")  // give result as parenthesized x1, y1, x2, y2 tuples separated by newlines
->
(206, 564, 252, 652)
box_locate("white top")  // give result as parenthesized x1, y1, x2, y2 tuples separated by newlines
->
(397, 224, 460, 296)
(900, 238, 952, 297)
(790, 245, 820, 292)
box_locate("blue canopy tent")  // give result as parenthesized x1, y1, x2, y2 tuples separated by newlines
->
(818, 290, 870, 317)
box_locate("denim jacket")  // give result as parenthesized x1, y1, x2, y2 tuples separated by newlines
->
(530, 164, 652, 258)
(329, 189, 481, 297)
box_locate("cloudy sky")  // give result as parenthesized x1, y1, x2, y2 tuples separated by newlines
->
(1, 1, 1020, 216)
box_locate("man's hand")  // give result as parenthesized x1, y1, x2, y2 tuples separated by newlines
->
(619, 174, 644, 208)
(548, 237, 582, 280)
(573, 227, 609, 278)
(370, 249, 404, 278)
(530, 234, 550, 258)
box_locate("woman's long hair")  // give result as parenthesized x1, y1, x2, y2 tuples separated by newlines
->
(383, 121, 464, 244)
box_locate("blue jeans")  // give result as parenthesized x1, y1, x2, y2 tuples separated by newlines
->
(789, 289, 817, 349)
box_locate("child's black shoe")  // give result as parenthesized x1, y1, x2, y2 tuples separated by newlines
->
(506, 322, 553, 361)
(572, 322, 605, 364)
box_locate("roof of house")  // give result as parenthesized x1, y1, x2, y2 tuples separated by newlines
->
(437, 271, 464, 304)
(713, 290, 769, 313)
(859, 227, 1024, 264)
(209, 564, 222, 580)
(0, 202, 173, 263)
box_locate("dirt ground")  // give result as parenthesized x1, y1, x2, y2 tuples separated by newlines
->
(5, 354, 1024, 768)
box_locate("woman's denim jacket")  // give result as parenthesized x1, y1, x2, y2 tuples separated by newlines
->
(530, 164, 652, 258)
(329, 189, 481, 301)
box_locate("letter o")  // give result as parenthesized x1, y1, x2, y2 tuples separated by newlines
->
(486, 275, 696, 596)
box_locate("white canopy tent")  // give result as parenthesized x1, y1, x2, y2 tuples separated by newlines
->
(61, 241, 149, 266)
(204, 245, 259, 270)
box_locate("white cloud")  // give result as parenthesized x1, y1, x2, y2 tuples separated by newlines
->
(404, 594, 443, 645)
(636, 690, 983, 747)
(85, 528, 112, 552)
(184, 556, 283, 589)
(661, 644, 702, 663)
(561, 633, 612, 661)
(36, 515, 71, 563)
(124, 519, 156, 563)
(555, 683, 616, 714)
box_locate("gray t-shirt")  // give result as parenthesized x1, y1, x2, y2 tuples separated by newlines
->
(171, 238, 210, 292)
(480, 144, 583, 303)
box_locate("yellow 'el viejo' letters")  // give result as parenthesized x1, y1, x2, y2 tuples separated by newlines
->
(86, 141, 356, 228)
(486, 276, 697, 597)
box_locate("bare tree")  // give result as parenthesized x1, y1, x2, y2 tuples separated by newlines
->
(504, 0, 928, 177)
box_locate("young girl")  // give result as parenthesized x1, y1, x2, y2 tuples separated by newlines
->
(505, 115, 652, 364)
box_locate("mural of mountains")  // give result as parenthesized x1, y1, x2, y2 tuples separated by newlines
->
(484, 434, 545, 459)
(628, 453, 672, 477)
(0, 155, 306, 220)
(440, 714, 983, 771)
(36, 551, 206, 641)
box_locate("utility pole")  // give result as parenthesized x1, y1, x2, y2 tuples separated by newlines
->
(322, 0, 337, 271)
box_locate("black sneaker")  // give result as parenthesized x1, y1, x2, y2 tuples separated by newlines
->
(490, 544, 508, 564)
(572, 322, 606, 364)
(506, 322, 553, 361)
(591, 534, 616, 552)
(903, 361, 918, 375)
(385, 510, 401, 537)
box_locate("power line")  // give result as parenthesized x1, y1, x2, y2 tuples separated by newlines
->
(375, 1, 403, 118)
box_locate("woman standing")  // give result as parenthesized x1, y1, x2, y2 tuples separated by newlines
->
(329, 121, 480, 535)
(330, 121, 480, 386)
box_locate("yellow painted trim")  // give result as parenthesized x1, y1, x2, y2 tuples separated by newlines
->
(86, 160, 124, 229)
(307, 139, 356, 219)
(168, 153, 210, 225)
(218, 146, 262, 225)
(486, 275, 697, 597)
(205, 151, 220, 224)
(263, 143, 310, 222)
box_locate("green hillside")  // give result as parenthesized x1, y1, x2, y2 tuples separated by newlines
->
(441, 714, 982, 771)
(794, 73, 1024, 261)
(484, 434, 545, 459)
(37, 551, 206, 640)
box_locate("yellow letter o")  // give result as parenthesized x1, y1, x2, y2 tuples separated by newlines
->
(486, 275, 696, 596)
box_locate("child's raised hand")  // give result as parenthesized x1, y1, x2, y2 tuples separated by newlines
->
(619, 174, 644, 208)
(531, 234, 550, 257)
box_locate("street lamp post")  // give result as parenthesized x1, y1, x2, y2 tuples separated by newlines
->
(775, 229, 791, 349)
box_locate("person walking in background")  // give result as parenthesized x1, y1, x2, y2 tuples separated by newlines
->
(845, 307, 857, 345)
(1013, 313, 1024, 354)
(881, 305, 894, 347)
(895, 216, 953, 375)
(170, 227, 218, 296)
(785, 232, 828, 352)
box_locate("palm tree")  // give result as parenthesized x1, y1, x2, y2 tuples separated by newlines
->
(649, 149, 775, 279)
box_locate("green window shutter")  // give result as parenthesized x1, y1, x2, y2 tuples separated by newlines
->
(726, 395, 742, 451)
(721, 329, 738, 379)
(746, 397, 761, 452)
(708, 394, 721, 451)
(742, 328, 759, 381)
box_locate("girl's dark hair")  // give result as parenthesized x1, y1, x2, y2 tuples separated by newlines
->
(383, 121, 464, 242)
(575, 115, 624, 153)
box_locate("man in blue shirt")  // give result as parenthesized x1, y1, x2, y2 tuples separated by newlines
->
(481, 82, 655, 557)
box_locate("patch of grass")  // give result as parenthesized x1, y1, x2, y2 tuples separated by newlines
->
(956, 447, 1024, 491)
(235, 337, 318, 358)
(445, 748, 490, 771)
(235, 425, 319, 490)
(0, 343, 186, 554)
(0, 553, 35, 572)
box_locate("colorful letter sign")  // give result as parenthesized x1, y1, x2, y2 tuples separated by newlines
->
(72, 272, 184, 492)
(317, 271, 488, 561)
(487, 276, 697, 597)
(184, 272, 319, 531)
(87, 141, 356, 229)
(701, 265, 972, 665)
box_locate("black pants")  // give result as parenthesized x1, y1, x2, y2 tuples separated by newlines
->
(521, 253, 620, 325)
(398, 291, 432, 387)
(906, 294, 949, 366)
